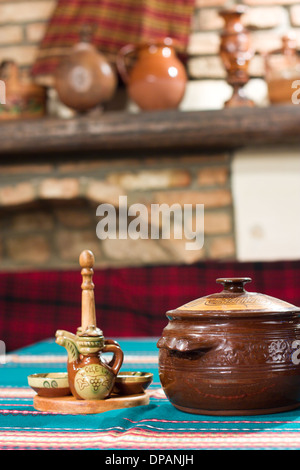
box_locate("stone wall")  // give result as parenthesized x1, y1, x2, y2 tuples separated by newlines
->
(0, 153, 234, 270)
(0, 0, 298, 271)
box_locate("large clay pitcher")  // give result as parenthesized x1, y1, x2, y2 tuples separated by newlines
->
(117, 37, 187, 110)
(54, 28, 117, 112)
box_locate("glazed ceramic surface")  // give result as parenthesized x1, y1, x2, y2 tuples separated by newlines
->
(56, 330, 123, 401)
(28, 373, 71, 397)
(54, 35, 117, 112)
(157, 277, 300, 415)
(219, 7, 254, 107)
(117, 37, 187, 110)
(112, 372, 153, 396)
(55, 250, 123, 400)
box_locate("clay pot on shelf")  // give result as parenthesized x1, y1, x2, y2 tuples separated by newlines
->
(157, 277, 300, 416)
(116, 37, 187, 111)
(219, 6, 254, 107)
(0, 60, 46, 120)
(54, 29, 117, 113)
(265, 33, 300, 104)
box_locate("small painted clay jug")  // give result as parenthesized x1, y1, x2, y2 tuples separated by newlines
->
(54, 27, 117, 112)
(55, 330, 123, 400)
(117, 37, 187, 110)
(55, 250, 123, 400)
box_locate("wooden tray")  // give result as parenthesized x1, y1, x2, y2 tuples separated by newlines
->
(33, 392, 149, 415)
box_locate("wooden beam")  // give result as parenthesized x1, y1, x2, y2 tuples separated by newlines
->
(0, 105, 300, 156)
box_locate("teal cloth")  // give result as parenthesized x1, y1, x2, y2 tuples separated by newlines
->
(1, 338, 300, 450)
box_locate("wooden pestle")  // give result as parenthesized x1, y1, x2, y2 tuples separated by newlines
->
(79, 250, 102, 337)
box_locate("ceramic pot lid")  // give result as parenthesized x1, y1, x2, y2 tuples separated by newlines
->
(168, 277, 300, 318)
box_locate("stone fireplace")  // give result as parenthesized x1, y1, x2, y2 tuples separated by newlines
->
(0, 147, 234, 270)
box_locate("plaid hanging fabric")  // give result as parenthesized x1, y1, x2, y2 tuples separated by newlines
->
(31, 0, 195, 83)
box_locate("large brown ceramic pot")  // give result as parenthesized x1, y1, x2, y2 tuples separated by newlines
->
(157, 277, 300, 415)
(116, 37, 187, 110)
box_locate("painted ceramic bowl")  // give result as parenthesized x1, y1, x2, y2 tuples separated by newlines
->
(157, 277, 300, 416)
(112, 371, 153, 395)
(28, 373, 71, 397)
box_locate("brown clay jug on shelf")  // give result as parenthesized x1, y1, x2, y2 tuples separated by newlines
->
(54, 28, 117, 113)
(219, 6, 254, 107)
(0, 60, 46, 120)
(157, 277, 300, 416)
(116, 37, 187, 111)
(265, 33, 300, 105)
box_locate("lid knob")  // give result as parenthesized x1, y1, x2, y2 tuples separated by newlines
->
(216, 277, 252, 293)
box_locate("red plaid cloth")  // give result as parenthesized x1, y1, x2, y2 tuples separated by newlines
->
(32, 0, 195, 80)
(1, 261, 300, 352)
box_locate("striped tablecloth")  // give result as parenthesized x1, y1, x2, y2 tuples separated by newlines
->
(1, 338, 300, 450)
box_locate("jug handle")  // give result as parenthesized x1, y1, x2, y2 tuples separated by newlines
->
(102, 343, 124, 376)
(116, 44, 136, 84)
(104, 338, 121, 367)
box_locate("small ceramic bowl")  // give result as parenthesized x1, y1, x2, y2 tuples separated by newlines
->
(28, 372, 71, 397)
(112, 371, 153, 396)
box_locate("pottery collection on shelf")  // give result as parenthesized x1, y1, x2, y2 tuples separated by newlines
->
(1, 3, 298, 117)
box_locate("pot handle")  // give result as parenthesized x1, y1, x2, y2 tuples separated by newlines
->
(116, 43, 137, 83)
(102, 342, 124, 376)
(157, 336, 219, 353)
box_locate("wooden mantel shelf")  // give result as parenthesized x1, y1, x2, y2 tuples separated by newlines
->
(1, 104, 300, 156)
